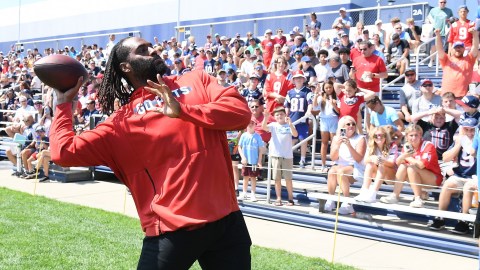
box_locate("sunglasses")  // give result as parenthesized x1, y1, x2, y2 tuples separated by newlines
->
(374, 134, 385, 139)
(422, 84, 433, 87)
(359, 48, 368, 51)
(250, 105, 259, 109)
(345, 122, 356, 127)
(405, 73, 415, 77)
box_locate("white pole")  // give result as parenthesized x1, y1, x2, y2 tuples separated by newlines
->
(17, 0, 21, 44)
(377, 0, 381, 21)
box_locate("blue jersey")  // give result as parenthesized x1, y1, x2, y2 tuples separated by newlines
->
(241, 88, 264, 105)
(450, 139, 476, 178)
(284, 86, 313, 123)
(238, 132, 264, 165)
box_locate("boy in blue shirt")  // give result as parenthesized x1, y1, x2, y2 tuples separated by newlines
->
(238, 119, 265, 202)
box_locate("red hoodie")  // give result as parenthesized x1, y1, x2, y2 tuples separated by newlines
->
(50, 70, 250, 236)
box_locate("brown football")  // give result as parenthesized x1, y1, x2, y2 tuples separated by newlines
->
(33, 54, 88, 92)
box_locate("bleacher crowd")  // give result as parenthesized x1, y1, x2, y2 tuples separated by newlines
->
(0, 2, 479, 236)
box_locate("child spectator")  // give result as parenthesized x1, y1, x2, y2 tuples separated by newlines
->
(355, 126, 399, 203)
(410, 107, 458, 159)
(429, 118, 477, 234)
(23, 125, 49, 180)
(241, 73, 264, 104)
(441, 91, 460, 122)
(284, 70, 313, 168)
(325, 116, 366, 214)
(312, 81, 339, 172)
(238, 119, 264, 202)
(264, 56, 294, 113)
(262, 107, 298, 206)
(456, 95, 480, 122)
(334, 79, 375, 131)
(380, 124, 442, 208)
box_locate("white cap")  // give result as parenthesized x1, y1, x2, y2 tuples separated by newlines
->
(264, 29, 273, 35)
(375, 19, 383, 25)
(339, 7, 346, 12)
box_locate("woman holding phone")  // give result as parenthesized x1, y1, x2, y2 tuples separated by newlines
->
(325, 116, 366, 214)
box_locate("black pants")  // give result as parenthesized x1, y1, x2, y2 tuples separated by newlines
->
(137, 211, 251, 270)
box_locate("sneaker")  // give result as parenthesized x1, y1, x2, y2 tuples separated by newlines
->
(363, 190, 377, 203)
(299, 160, 306, 168)
(324, 199, 335, 212)
(354, 188, 369, 202)
(20, 171, 33, 179)
(25, 173, 39, 179)
(237, 192, 247, 201)
(428, 61, 433, 68)
(338, 202, 354, 215)
(410, 196, 424, 208)
(380, 194, 399, 204)
(451, 221, 470, 235)
(249, 193, 257, 202)
(38, 176, 50, 182)
(428, 217, 445, 231)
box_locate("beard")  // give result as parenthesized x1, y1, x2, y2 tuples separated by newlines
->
(129, 55, 170, 83)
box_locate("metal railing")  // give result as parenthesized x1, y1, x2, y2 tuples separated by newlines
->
(414, 37, 437, 80)
(174, 3, 429, 41)
(265, 114, 317, 204)
(14, 31, 141, 52)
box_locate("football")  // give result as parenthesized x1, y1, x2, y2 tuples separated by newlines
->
(33, 54, 88, 92)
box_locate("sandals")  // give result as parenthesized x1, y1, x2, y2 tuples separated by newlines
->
(320, 166, 329, 173)
(287, 200, 295, 206)
(274, 200, 283, 206)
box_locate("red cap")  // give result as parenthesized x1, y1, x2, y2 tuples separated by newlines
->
(292, 70, 306, 79)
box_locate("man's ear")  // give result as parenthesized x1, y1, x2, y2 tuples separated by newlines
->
(119, 62, 131, 73)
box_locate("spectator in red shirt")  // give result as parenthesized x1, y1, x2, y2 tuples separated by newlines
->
(274, 28, 287, 47)
(261, 29, 275, 69)
(350, 41, 388, 93)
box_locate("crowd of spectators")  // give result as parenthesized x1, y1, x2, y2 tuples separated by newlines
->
(0, 2, 478, 235)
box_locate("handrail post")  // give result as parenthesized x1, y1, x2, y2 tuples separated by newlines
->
(310, 115, 317, 171)
(266, 152, 272, 204)
(16, 144, 22, 174)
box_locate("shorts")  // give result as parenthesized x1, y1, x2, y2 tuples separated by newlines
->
(242, 165, 260, 177)
(294, 123, 309, 140)
(319, 117, 338, 133)
(271, 157, 293, 180)
(446, 175, 474, 189)
(31, 152, 38, 160)
(231, 154, 241, 162)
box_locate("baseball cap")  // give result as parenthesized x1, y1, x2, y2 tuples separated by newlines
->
(340, 32, 348, 37)
(220, 36, 228, 41)
(405, 67, 415, 74)
(35, 126, 45, 132)
(206, 49, 213, 53)
(249, 73, 259, 79)
(421, 79, 433, 86)
(458, 5, 469, 12)
(460, 117, 478, 127)
(301, 56, 311, 62)
(265, 29, 273, 35)
(453, 41, 465, 48)
(96, 73, 104, 79)
(294, 48, 303, 55)
(375, 19, 383, 25)
(289, 30, 295, 35)
(86, 99, 95, 104)
(292, 70, 306, 79)
(356, 36, 363, 42)
(161, 50, 168, 56)
(214, 33, 220, 37)
(218, 69, 226, 74)
(456, 95, 480, 109)
(339, 7, 346, 12)
(34, 99, 43, 104)
(174, 58, 182, 64)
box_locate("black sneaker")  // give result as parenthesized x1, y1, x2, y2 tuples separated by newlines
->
(38, 176, 49, 182)
(451, 221, 470, 235)
(428, 217, 445, 231)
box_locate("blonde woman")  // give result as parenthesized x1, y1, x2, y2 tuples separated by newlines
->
(325, 116, 366, 214)
(355, 126, 399, 203)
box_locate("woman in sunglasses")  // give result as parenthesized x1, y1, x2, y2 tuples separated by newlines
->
(355, 126, 399, 203)
(325, 115, 366, 214)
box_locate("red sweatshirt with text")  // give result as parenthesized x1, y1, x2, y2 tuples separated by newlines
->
(50, 70, 251, 236)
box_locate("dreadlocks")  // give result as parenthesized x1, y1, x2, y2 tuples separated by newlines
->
(98, 37, 134, 115)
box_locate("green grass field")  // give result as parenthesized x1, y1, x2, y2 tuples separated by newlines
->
(0, 188, 357, 270)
